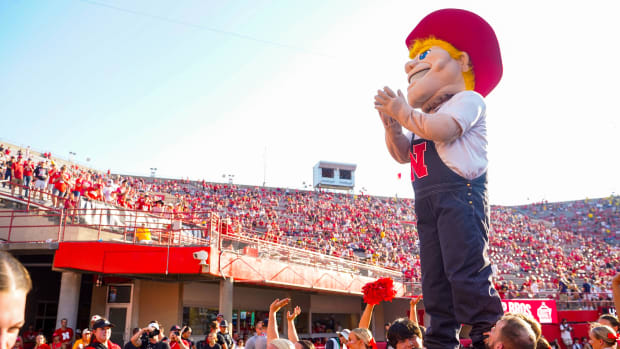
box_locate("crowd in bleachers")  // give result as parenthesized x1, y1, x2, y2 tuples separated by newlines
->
(1, 143, 618, 309)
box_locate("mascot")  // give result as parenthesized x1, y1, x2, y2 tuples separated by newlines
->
(374, 9, 504, 349)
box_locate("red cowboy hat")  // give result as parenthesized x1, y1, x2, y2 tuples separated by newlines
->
(405, 8, 503, 97)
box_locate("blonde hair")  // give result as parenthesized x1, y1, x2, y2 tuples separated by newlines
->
(590, 324, 617, 346)
(270, 339, 294, 349)
(350, 328, 373, 347)
(0, 251, 32, 292)
(408, 36, 475, 91)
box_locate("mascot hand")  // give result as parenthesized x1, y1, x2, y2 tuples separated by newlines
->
(374, 87, 412, 126)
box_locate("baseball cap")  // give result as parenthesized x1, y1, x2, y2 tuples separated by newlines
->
(170, 325, 181, 332)
(92, 319, 115, 330)
(337, 329, 350, 341)
(82, 329, 91, 334)
(91, 315, 102, 323)
(219, 320, 228, 327)
(148, 322, 160, 331)
(216, 314, 224, 318)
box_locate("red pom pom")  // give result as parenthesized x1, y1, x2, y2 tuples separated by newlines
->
(362, 277, 397, 305)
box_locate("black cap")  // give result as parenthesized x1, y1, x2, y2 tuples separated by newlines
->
(170, 325, 181, 332)
(93, 319, 115, 330)
(219, 320, 228, 327)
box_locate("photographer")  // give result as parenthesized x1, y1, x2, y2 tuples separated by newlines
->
(168, 326, 189, 349)
(131, 322, 170, 349)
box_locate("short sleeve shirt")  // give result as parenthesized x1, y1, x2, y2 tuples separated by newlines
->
(407, 90, 487, 179)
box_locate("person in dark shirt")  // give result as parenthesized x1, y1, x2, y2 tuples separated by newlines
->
(198, 334, 220, 349)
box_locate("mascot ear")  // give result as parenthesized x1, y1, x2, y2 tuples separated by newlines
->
(458, 51, 472, 72)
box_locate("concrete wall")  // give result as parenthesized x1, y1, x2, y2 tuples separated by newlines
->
(137, 280, 183, 328)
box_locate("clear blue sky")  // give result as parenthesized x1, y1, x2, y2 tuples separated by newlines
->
(2, 0, 618, 205)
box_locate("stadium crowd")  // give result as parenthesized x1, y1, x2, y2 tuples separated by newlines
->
(1, 144, 618, 310)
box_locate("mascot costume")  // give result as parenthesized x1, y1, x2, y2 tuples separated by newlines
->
(374, 9, 504, 349)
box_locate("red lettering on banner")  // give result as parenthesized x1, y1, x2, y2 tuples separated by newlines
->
(410, 142, 429, 181)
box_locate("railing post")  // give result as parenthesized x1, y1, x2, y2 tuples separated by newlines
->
(57, 209, 64, 242)
(97, 208, 102, 241)
(7, 210, 15, 242)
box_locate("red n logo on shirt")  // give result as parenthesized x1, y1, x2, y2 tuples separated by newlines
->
(410, 142, 428, 181)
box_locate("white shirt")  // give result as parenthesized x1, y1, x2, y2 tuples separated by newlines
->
(407, 90, 488, 180)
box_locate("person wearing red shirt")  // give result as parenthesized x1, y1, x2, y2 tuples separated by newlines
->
(34, 335, 50, 349)
(23, 159, 34, 198)
(53, 318, 74, 346)
(169, 326, 189, 349)
(11, 159, 24, 197)
(52, 166, 71, 208)
(87, 319, 120, 349)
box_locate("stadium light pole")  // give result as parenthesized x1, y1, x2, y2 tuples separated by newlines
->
(150, 167, 158, 178)
(222, 174, 234, 184)
(69, 151, 76, 163)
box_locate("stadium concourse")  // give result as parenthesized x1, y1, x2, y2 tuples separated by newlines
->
(1, 142, 618, 348)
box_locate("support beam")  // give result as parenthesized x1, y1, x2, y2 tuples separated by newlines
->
(219, 277, 234, 323)
(56, 272, 82, 332)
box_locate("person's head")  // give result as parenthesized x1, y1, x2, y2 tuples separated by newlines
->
(267, 339, 294, 349)
(207, 333, 217, 345)
(507, 313, 542, 341)
(255, 320, 267, 335)
(60, 319, 67, 328)
(294, 340, 314, 349)
(181, 327, 192, 340)
(486, 315, 536, 349)
(209, 321, 219, 333)
(52, 335, 60, 343)
(90, 315, 102, 329)
(386, 318, 423, 349)
(348, 328, 374, 349)
(219, 320, 228, 334)
(169, 326, 181, 342)
(337, 330, 350, 346)
(597, 314, 619, 333)
(237, 339, 244, 348)
(0, 251, 32, 349)
(81, 329, 91, 341)
(35, 335, 46, 346)
(92, 319, 114, 344)
(589, 324, 617, 349)
(146, 321, 161, 343)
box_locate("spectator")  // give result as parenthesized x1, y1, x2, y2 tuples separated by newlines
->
(125, 329, 141, 349)
(181, 327, 195, 349)
(87, 319, 120, 349)
(560, 319, 574, 348)
(54, 319, 74, 346)
(3, 156, 14, 189)
(581, 337, 593, 349)
(33, 162, 49, 201)
(386, 318, 423, 349)
(23, 325, 38, 349)
(23, 159, 34, 198)
(346, 329, 374, 349)
(168, 326, 189, 349)
(597, 314, 619, 335)
(219, 322, 233, 349)
(485, 315, 536, 349)
(34, 336, 50, 349)
(284, 303, 314, 349)
(131, 322, 170, 349)
(0, 251, 32, 349)
(11, 157, 24, 197)
(587, 324, 617, 349)
(236, 340, 244, 349)
(198, 334, 221, 349)
(207, 322, 227, 349)
(72, 329, 91, 349)
(245, 320, 267, 349)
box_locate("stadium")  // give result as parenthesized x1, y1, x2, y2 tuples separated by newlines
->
(0, 141, 617, 348)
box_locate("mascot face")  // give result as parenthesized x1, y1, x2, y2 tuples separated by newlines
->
(404, 45, 469, 113)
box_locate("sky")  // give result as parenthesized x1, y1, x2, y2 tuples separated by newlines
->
(1, 0, 618, 206)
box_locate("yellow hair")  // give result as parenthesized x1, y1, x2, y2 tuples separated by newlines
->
(409, 36, 475, 91)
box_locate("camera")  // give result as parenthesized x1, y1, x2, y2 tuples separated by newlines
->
(193, 250, 209, 266)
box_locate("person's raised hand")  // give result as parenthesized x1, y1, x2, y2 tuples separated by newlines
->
(378, 112, 402, 134)
(270, 298, 291, 314)
(410, 295, 422, 307)
(286, 306, 301, 321)
(375, 87, 412, 125)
